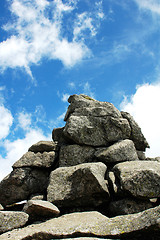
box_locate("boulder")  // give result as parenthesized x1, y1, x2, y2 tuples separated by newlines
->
(23, 200, 60, 221)
(1, 207, 160, 239)
(12, 151, 57, 168)
(137, 151, 146, 160)
(0, 168, 49, 206)
(59, 144, 95, 167)
(28, 140, 59, 153)
(47, 162, 109, 208)
(52, 127, 72, 145)
(64, 94, 122, 121)
(113, 161, 160, 198)
(108, 198, 152, 216)
(121, 111, 150, 151)
(0, 204, 4, 210)
(63, 115, 131, 146)
(95, 139, 138, 163)
(0, 211, 29, 234)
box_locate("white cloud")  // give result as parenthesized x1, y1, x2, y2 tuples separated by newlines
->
(62, 93, 70, 102)
(134, 0, 160, 15)
(120, 82, 160, 157)
(17, 112, 32, 130)
(0, 0, 104, 76)
(0, 105, 13, 140)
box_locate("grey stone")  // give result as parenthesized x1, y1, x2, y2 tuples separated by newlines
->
(0, 168, 49, 207)
(29, 194, 45, 200)
(12, 151, 57, 168)
(0, 204, 4, 210)
(113, 161, 160, 198)
(64, 94, 122, 121)
(137, 151, 146, 160)
(52, 127, 71, 145)
(23, 200, 60, 221)
(1, 207, 160, 239)
(107, 171, 124, 198)
(47, 162, 109, 208)
(95, 139, 138, 163)
(121, 111, 150, 151)
(108, 198, 152, 216)
(59, 144, 95, 167)
(28, 140, 59, 153)
(64, 115, 131, 146)
(0, 211, 29, 234)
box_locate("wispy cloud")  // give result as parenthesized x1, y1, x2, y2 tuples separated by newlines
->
(0, 0, 104, 78)
(133, 0, 160, 15)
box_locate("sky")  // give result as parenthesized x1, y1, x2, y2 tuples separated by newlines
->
(0, 0, 160, 180)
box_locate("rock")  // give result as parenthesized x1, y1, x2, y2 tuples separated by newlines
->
(0, 211, 29, 234)
(64, 94, 122, 121)
(0, 168, 49, 207)
(95, 139, 138, 163)
(52, 127, 72, 145)
(63, 115, 131, 146)
(12, 151, 57, 168)
(121, 111, 150, 151)
(1, 207, 160, 239)
(113, 161, 160, 198)
(137, 151, 146, 160)
(28, 140, 59, 153)
(108, 198, 152, 216)
(107, 171, 124, 198)
(59, 144, 95, 167)
(47, 162, 109, 208)
(0, 204, 4, 210)
(29, 194, 45, 200)
(23, 200, 60, 221)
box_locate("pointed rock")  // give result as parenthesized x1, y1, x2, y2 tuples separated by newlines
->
(28, 140, 59, 153)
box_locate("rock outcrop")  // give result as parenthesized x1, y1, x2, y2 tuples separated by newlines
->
(0, 94, 160, 240)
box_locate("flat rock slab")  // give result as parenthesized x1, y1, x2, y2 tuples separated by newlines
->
(23, 200, 60, 221)
(113, 161, 160, 198)
(95, 139, 138, 163)
(0, 211, 29, 234)
(1, 207, 160, 239)
(28, 140, 58, 153)
(59, 144, 95, 167)
(13, 151, 57, 168)
(47, 162, 109, 208)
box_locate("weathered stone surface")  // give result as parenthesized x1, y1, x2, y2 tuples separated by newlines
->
(95, 139, 138, 163)
(1, 207, 160, 239)
(0, 211, 29, 234)
(108, 198, 152, 216)
(0, 204, 3, 210)
(64, 94, 122, 121)
(47, 162, 109, 208)
(121, 111, 149, 151)
(64, 115, 131, 146)
(137, 151, 146, 160)
(13, 151, 57, 168)
(113, 161, 160, 198)
(28, 140, 58, 153)
(0, 168, 49, 207)
(52, 127, 71, 145)
(107, 171, 124, 198)
(29, 194, 45, 200)
(59, 144, 95, 167)
(23, 200, 60, 221)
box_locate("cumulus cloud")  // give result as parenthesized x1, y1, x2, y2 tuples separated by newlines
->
(120, 82, 160, 157)
(0, 105, 13, 140)
(133, 0, 160, 15)
(0, 0, 104, 76)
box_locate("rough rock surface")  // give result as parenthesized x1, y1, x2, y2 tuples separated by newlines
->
(113, 161, 160, 198)
(95, 139, 139, 163)
(28, 140, 58, 153)
(0, 211, 29, 234)
(0, 168, 49, 206)
(23, 200, 60, 221)
(64, 115, 131, 146)
(47, 162, 109, 208)
(121, 111, 149, 151)
(59, 144, 95, 167)
(1, 207, 160, 239)
(13, 151, 57, 168)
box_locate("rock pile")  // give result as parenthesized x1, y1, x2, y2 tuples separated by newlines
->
(0, 94, 160, 240)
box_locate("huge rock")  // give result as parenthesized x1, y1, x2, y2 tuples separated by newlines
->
(121, 111, 150, 151)
(0, 168, 49, 207)
(28, 140, 59, 153)
(95, 139, 139, 163)
(113, 161, 160, 198)
(1, 207, 160, 239)
(47, 162, 109, 208)
(12, 151, 57, 168)
(59, 144, 95, 167)
(63, 115, 131, 146)
(0, 211, 29, 234)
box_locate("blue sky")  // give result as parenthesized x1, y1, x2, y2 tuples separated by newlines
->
(0, 0, 160, 180)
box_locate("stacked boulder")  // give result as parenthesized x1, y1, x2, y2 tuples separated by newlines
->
(0, 94, 160, 240)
